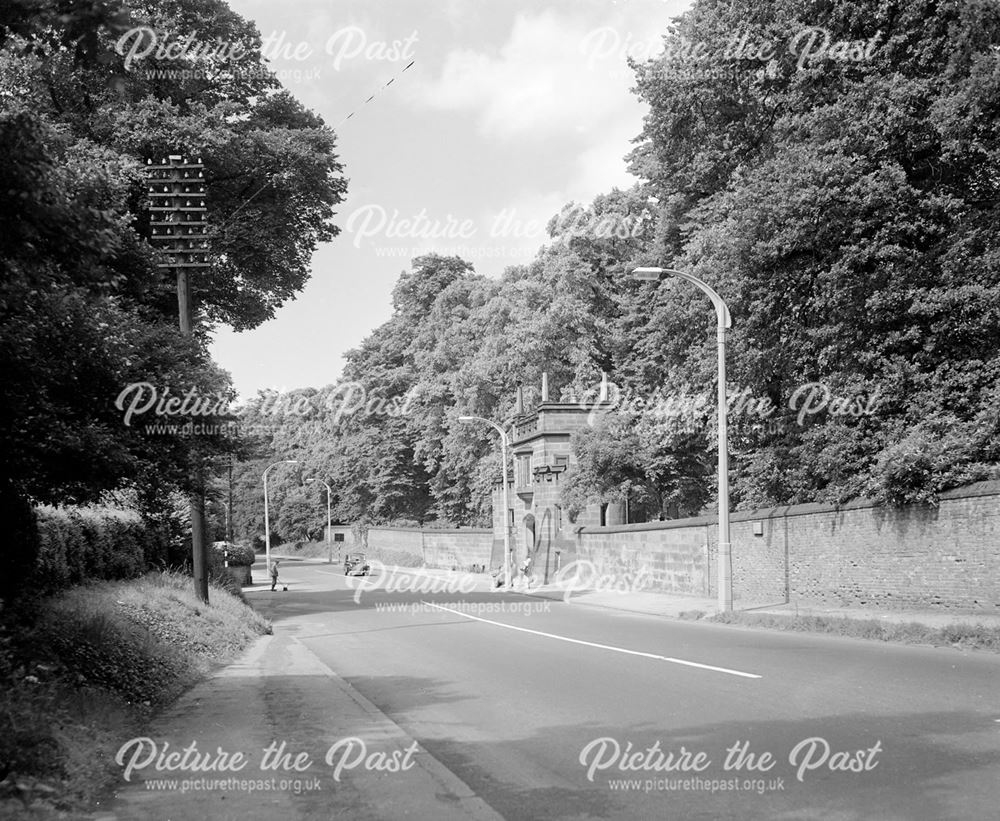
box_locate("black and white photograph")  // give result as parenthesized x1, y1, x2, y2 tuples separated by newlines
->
(2, 0, 999, 818)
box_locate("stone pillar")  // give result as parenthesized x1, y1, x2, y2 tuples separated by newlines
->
(605, 502, 626, 526)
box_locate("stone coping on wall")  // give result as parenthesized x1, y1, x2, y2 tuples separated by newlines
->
(365, 526, 493, 534)
(578, 479, 1000, 535)
(937, 479, 1000, 499)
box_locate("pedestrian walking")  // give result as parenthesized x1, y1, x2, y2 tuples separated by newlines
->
(270, 560, 279, 591)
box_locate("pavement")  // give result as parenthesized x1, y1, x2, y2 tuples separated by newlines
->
(99, 559, 502, 821)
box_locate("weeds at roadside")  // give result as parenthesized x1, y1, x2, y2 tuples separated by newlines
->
(709, 610, 1000, 651)
(0, 571, 271, 817)
(678, 609, 706, 620)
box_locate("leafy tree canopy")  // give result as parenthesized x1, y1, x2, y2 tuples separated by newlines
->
(232, 0, 1000, 534)
(1, 0, 347, 567)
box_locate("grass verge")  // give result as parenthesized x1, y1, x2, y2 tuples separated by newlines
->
(274, 541, 424, 568)
(708, 610, 1000, 651)
(0, 571, 271, 817)
(274, 541, 337, 561)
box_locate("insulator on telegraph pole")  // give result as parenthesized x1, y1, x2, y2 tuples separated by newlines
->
(145, 154, 210, 332)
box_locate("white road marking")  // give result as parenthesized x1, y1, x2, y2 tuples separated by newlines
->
(421, 601, 762, 679)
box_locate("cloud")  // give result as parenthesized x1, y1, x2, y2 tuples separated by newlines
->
(571, 119, 643, 196)
(414, 10, 663, 139)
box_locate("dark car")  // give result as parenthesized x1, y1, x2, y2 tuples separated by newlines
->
(344, 552, 371, 576)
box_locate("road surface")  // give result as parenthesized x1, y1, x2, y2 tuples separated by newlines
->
(248, 559, 1000, 820)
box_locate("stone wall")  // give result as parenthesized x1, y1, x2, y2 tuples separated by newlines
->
(421, 530, 493, 569)
(362, 527, 493, 569)
(577, 481, 1000, 611)
(574, 520, 711, 595)
(365, 527, 424, 554)
(325, 525, 354, 548)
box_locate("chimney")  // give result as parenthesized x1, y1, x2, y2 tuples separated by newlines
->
(515, 381, 524, 415)
(541, 372, 549, 402)
(599, 372, 608, 402)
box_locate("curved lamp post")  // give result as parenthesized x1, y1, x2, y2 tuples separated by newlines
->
(633, 267, 733, 612)
(459, 415, 512, 590)
(305, 477, 333, 563)
(263, 459, 297, 574)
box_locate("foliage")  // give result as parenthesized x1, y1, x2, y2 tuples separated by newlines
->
(622, 0, 1000, 508)
(0, 480, 38, 603)
(210, 540, 255, 567)
(30, 505, 168, 595)
(561, 414, 647, 519)
(0, 571, 269, 812)
(1, 0, 346, 590)
(233, 0, 1000, 529)
(710, 610, 1000, 653)
(562, 412, 712, 520)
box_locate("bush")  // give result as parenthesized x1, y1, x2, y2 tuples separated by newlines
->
(210, 541, 255, 567)
(0, 572, 271, 812)
(209, 565, 248, 599)
(1, 481, 39, 601)
(30, 572, 270, 705)
(30, 506, 160, 594)
(273, 541, 336, 560)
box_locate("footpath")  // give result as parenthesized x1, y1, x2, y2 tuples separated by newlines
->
(98, 558, 501, 821)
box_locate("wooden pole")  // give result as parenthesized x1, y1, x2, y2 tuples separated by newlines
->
(148, 154, 210, 603)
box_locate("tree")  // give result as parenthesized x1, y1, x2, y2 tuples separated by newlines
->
(7, 0, 348, 330)
(626, 0, 1000, 506)
(561, 411, 711, 522)
(230, 0, 1000, 530)
(1, 0, 347, 590)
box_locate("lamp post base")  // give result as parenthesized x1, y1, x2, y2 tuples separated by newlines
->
(718, 540, 733, 612)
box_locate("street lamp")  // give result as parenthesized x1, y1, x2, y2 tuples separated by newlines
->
(633, 266, 733, 612)
(305, 478, 333, 564)
(459, 415, 512, 590)
(263, 459, 297, 575)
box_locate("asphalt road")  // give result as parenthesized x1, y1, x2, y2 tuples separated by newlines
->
(251, 560, 1000, 820)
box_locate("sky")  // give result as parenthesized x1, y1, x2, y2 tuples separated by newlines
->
(212, 0, 693, 399)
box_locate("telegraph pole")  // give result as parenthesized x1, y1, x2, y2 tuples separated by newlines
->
(146, 155, 211, 602)
(227, 454, 235, 546)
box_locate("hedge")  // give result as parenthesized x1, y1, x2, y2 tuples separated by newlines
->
(31, 505, 167, 594)
(210, 541, 255, 567)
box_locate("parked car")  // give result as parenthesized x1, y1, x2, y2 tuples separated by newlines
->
(344, 552, 371, 576)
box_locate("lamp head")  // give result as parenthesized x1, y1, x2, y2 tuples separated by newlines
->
(458, 415, 474, 422)
(632, 267, 664, 281)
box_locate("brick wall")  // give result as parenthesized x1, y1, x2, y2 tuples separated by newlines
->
(578, 480, 1000, 611)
